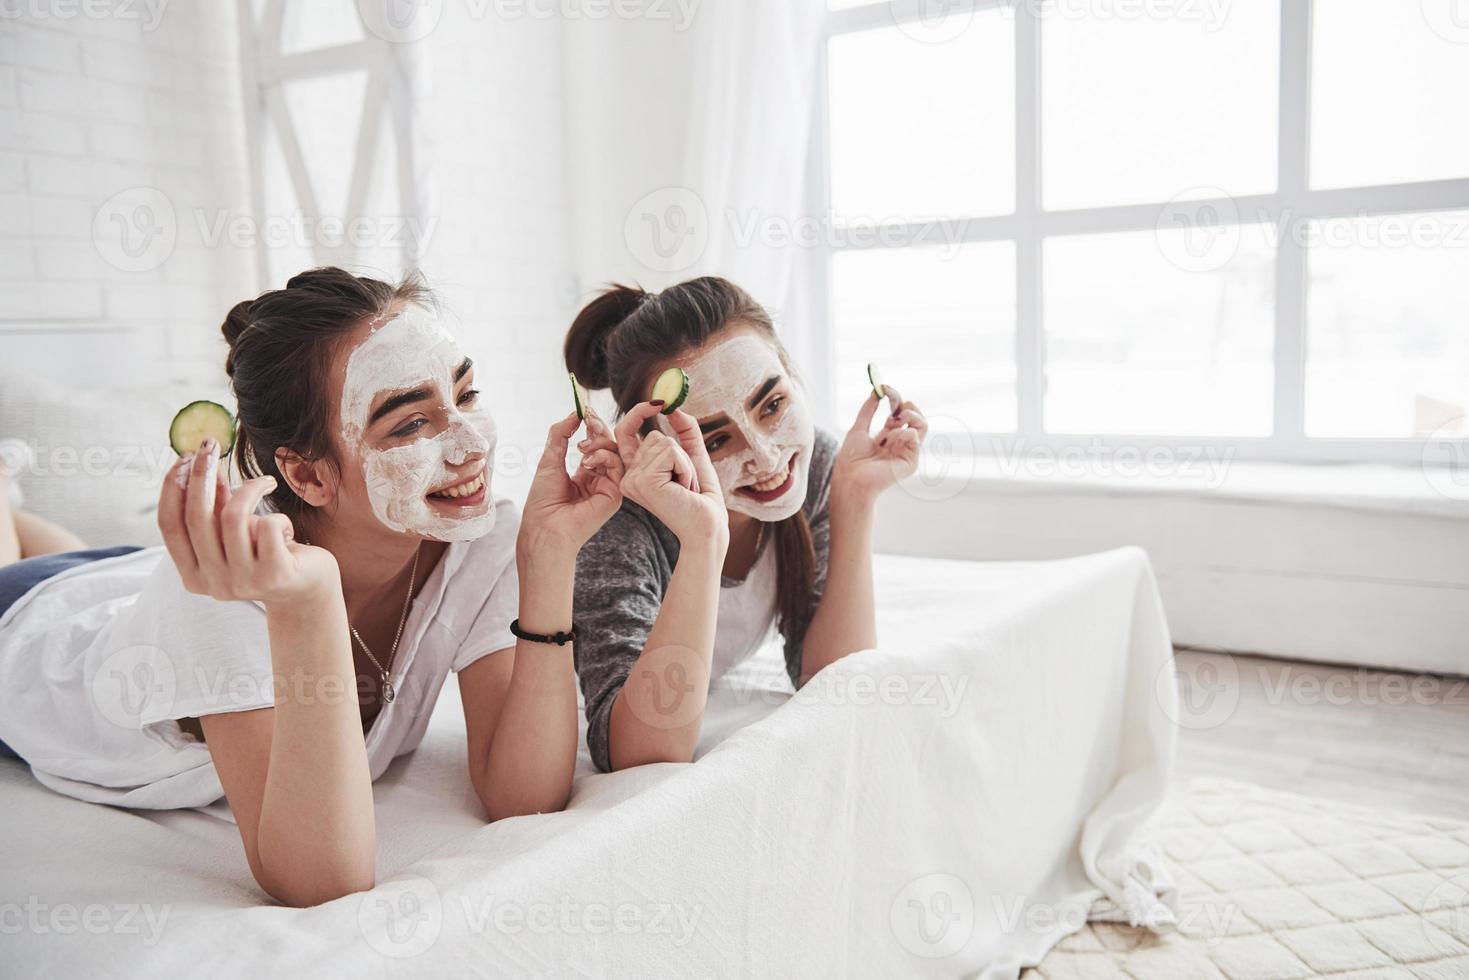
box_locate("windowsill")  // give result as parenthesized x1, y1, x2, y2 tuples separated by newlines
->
(904, 456, 1469, 520)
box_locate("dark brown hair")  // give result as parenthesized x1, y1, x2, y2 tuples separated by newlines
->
(564, 277, 817, 641)
(221, 266, 433, 523)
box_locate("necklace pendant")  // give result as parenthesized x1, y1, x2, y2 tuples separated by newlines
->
(382, 677, 396, 704)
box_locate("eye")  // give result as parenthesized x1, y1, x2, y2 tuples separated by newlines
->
(706, 433, 729, 454)
(390, 418, 427, 439)
(457, 387, 480, 407)
(761, 395, 785, 418)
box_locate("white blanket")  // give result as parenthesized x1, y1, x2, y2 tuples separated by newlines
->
(0, 549, 1176, 978)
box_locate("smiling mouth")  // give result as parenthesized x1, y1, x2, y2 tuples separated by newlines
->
(427, 468, 488, 508)
(736, 454, 797, 504)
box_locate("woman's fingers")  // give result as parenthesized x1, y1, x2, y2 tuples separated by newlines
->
(579, 448, 622, 476)
(614, 401, 664, 467)
(663, 409, 717, 496)
(158, 453, 200, 587)
(537, 411, 581, 476)
(256, 512, 295, 569)
(183, 441, 226, 572)
(850, 389, 883, 437)
(221, 476, 277, 568)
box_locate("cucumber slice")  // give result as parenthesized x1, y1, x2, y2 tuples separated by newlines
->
(867, 362, 887, 400)
(650, 367, 689, 414)
(569, 372, 588, 421)
(169, 400, 236, 456)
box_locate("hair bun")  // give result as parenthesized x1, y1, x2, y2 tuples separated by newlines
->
(221, 299, 255, 378)
(563, 284, 649, 391)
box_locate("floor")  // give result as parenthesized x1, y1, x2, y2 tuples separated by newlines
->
(1172, 648, 1469, 820)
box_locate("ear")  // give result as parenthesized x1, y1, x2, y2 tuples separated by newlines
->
(275, 447, 337, 509)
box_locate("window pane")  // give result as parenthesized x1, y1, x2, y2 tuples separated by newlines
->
(832, 243, 1017, 432)
(1041, 3, 1279, 210)
(1310, 3, 1469, 189)
(1305, 211, 1469, 438)
(827, 15, 1015, 222)
(1044, 224, 1276, 436)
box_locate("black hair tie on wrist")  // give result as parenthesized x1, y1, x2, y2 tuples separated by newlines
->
(510, 619, 577, 646)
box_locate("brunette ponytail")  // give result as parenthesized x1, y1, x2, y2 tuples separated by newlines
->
(563, 277, 819, 642)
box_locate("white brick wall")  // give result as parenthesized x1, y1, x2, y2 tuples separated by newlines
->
(3, 4, 581, 501)
(0, 5, 254, 388)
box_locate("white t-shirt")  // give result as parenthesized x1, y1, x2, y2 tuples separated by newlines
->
(0, 499, 521, 809)
(710, 534, 778, 681)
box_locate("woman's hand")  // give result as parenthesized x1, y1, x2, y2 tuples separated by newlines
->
(519, 410, 626, 557)
(615, 402, 727, 547)
(831, 385, 929, 509)
(158, 439, 340, 609)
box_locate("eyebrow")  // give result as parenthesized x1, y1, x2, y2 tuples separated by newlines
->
(368, 359, 474, 427)
(699, 414, 730, 435)
(369, 387, 432, 426)
(746, 375, 780, 410)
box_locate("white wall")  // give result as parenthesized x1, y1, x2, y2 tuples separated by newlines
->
(415, 4, 580, 501)
(0, 5, 255, 389)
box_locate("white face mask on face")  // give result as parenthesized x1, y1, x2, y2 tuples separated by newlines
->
(339, 306, 498, 542)
(679, 333, 815, 522)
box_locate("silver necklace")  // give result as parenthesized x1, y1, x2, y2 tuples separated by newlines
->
(349, 543, 421, 705)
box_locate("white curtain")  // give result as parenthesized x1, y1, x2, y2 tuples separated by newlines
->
(566, 0, 833, 419)
(677, 0, 832, 416)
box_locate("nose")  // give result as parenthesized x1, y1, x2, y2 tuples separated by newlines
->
(442, 413, 489, 467)
(746, 432, 781, 474)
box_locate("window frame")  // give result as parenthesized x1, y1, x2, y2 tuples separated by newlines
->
(817, 0, 1469, 464)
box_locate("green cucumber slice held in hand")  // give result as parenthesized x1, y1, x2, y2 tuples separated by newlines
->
(867, 362, 887, 401)
(650, 366, 690, 414)
(169, 400, 236, 456)
(569, 372, 588, 421)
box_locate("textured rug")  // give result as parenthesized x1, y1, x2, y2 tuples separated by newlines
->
(1026, 779, 1469, 979)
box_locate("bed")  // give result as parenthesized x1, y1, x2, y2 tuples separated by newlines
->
(0, 548, 1176, 978)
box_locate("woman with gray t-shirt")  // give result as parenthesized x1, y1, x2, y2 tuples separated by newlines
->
(563, 277, 930, 772)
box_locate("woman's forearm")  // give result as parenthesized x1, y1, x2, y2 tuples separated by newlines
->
(607, 532, 726, 769)
(257, 582, 377, 905)
(475, 547, 581, 820)
(797, 494, 877, 685)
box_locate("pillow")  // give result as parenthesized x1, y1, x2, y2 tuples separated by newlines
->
(0, 372, 228, 549)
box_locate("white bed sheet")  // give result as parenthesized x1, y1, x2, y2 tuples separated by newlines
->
(0, 549, 1176, 978)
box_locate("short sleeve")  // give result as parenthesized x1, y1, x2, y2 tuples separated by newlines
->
(450, 501, 522, 673)
(572, 504, 671, 772)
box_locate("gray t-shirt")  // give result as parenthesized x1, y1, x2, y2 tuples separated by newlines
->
(573, 428, 838, 772)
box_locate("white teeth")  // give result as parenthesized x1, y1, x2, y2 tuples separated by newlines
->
(430, 473, 484, 500)
(747, 462, 790, 493)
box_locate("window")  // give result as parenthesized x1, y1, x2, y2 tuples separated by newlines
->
(820, 0, 1469, 462)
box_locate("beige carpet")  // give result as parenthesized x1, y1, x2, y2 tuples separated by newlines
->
(1026, 779, 1469, 979)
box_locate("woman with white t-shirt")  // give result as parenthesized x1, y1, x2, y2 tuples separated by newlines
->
(0, 267, 625, 907)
